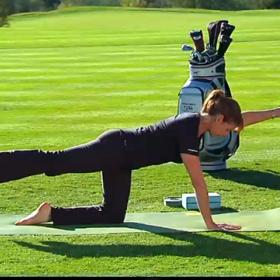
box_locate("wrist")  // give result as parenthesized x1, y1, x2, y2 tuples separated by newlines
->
(205, 219, 215, 227)
(206, 221, 217, 229)
(272, 108, 280, 119)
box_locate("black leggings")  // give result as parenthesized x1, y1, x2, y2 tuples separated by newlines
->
(0, 130, 132, 225)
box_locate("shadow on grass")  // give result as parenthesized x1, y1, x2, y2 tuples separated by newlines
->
(13, 223, 280, 265)
(206, 168, 280, 190)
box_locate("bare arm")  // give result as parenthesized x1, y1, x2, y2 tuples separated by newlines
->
(181, 153, 241, 231)
(181, 153, 214, 228)
(242, 107, 280, 128)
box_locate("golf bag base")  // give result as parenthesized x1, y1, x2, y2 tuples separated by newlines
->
(199, 160, 227, 172)
(178, 57, 240, 171)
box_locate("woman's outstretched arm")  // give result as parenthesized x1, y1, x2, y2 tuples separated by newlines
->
(181, 153, 241, 231)
(242, 107, 280, 128)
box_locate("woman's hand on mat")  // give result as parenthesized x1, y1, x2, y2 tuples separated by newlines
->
(207, 222, 241, 231)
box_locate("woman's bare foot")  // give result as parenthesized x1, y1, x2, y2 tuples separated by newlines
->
(15, 202, 52, 225)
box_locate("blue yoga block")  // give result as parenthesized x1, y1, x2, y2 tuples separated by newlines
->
(182, 192, 221, 210)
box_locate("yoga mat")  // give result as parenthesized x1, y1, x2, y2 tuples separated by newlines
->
(0, 208, 280, 235)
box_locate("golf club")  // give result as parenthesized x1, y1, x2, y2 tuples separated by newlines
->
(190, 30, 205, 52)
(217, 35, 233, 58)
(181, 44, 194, 52)
(207, 20, 228, 51)
(220, 22, 235, 38)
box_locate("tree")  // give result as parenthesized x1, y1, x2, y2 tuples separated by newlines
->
(0, 0, 9, 27)
(266, 0, 280, 8)
(43, 0, 61, 10)
(121, 0, 162, 7)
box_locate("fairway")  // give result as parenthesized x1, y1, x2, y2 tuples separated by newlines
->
(0, 6, 279, 276)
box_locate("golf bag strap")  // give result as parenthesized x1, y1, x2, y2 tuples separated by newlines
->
(210, 81, 218, 90)
(225, 79, 231, 97)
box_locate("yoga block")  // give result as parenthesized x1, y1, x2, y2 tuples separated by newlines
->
(163, 197, 182, 207)
(182, 192, 221, 210)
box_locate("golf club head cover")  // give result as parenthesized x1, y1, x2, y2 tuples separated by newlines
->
(217, 35, 233, 57)
(220, 22, 235, 38)
(207, 20, 228, 51)
(190, 30, 205, 52)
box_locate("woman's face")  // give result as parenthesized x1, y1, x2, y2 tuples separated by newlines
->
(209, 114, 237, 137)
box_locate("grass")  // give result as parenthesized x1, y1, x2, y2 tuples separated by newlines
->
(0, 6, 279, 276)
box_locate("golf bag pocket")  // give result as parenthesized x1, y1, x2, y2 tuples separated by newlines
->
(199, 131, 239, 162)
(178, 87, 203, 113)
(178, 79, 215, 114)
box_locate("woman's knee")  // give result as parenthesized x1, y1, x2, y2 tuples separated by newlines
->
(103, 207, 126, 224)
(107, 215, 125, 224)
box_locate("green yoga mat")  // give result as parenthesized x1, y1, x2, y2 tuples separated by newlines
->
(0, 208, 279, 235)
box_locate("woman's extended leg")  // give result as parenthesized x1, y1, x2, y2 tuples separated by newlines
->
(16, 168, 132, 225)
(0, 129, 125, 183)
(0, 149, 50, 183)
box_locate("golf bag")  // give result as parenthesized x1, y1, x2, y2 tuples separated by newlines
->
(178, 20, 239, 171)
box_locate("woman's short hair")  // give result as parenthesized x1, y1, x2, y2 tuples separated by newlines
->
(201, 89, 244, 131)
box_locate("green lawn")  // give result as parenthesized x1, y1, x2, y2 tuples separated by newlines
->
(0, 6, 279, 276)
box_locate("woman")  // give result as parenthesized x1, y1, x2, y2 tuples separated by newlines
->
(2, 90, 279, 231)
